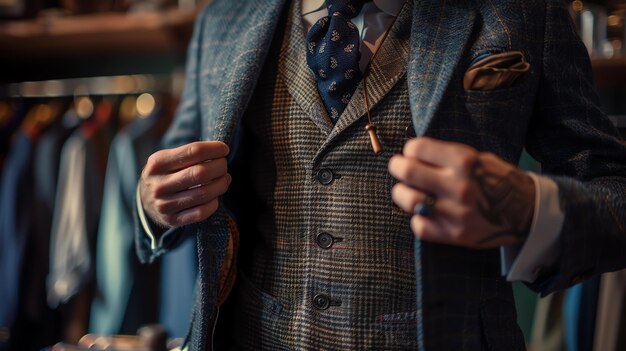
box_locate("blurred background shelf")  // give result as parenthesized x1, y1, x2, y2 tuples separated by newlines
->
(1, 7, 625, 88)
(0, 8, 196, 83)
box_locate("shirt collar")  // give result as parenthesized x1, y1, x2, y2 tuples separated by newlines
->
(302, 0, 405, 17)
(372, 0, 405, 16)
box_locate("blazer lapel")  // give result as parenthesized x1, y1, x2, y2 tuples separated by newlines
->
(279, 0, 334, 136)
(208, 0, 288, 143)
(406, 3, 476, 349)
(407, 0, 476, 137)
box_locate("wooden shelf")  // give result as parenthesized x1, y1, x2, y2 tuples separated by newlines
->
(1, 11, 625, 88)
(0, 8, 197, 83)
(0, 8, 196, 58)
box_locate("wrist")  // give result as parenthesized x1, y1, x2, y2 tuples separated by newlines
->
(136, 184, 169, 249)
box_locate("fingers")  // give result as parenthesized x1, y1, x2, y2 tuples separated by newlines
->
(154, 174, 231, 216)
(163, 199, 221, 228)
(388, 155, 453, 197)
(139, 141, 232, 228)
(391, 183, 463, 220)
(403, 137, 478, 175)
(389, 137, 484, 202)
(145, 141, 229, 175)
(410, 210, 471, 245)
(391, 182, 428, 213)
(392, 137, 532, 249)
(410, 216, 452, 243)
(156, 158, 228, 195)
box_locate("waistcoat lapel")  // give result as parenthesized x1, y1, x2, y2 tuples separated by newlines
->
(279, 0, 334, 136)
(328, 0, 412, 143)
(407, 0, 476, 137)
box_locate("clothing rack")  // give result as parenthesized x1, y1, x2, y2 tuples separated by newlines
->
(0, 70, 194, 350)
(1, 72, 185, 99)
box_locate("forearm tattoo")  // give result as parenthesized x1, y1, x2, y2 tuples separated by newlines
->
(471, 156, 535, 246)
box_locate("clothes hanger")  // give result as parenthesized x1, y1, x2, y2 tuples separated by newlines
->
(79, 96, 115, 139)
(0, 100, 15, 129)
(19, 101, 63, 141)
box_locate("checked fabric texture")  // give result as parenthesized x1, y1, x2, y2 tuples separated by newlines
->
(306, 0, 365, 122)
(226, 1, 418, 348)
(134, 0, 626, 349)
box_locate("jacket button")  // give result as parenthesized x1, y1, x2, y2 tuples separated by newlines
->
(405, 125, 416, 138)
(317, 168, 334, 185)
(316, 232, 334, 249)
(313, 294, 331, 310)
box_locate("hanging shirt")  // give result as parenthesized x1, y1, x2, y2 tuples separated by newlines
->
(47, 112, 112, 308)
(90, 118, 160, 334)
(0, 131, 34, 351)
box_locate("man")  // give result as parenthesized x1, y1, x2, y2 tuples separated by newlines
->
(135, 0, 626, 349)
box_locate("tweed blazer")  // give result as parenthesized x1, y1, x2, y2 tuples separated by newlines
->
(134, 0, 626, 350)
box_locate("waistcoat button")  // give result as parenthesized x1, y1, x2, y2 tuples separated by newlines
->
(317, 168, 334, 185)
(316, 232, 334, 249)
(313, 294, 331, 310)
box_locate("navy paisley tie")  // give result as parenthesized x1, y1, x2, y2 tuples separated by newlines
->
(306, 0, 365, 122)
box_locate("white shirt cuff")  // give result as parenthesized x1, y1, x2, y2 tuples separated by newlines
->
(501, 173, 564, 282)
(136, 184, 159, 251)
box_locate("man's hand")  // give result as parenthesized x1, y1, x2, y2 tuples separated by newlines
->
(139, 141, 231, 228)
(388, 137, 536, 249)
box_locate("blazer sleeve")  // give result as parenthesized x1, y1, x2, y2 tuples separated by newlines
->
(134, 9, 207, 264)
(524, 0, 626, 295)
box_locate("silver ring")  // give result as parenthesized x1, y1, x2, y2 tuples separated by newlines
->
(413, 194, 436, 217)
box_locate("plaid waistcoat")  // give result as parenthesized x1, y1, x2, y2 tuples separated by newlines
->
(224, 1, 419, 349)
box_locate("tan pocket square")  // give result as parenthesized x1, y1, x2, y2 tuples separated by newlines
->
(463, 51, 530, 91)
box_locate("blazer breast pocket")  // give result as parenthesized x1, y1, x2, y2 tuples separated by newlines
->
(459, 65, 535, 154)
(463, 51, 530, 91)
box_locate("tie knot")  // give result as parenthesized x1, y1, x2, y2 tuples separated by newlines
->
(326, 0, 365, 19)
